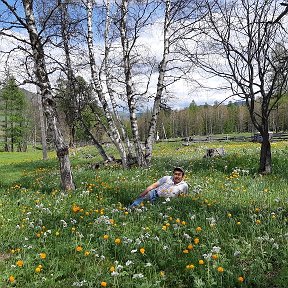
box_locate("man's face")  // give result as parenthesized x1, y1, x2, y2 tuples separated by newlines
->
(173, 171, 184, 184)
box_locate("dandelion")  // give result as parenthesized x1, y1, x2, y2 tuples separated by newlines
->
(76, 246, 83, 252)
(114, 238, 121, 245)
(186, 264, 195, 269)
(72, 205, 81, 213)
(35, 265, 43, 273)
(183, 249, 189, 254)
(16, 260, 24, 267)
(139, 248, 145, 255)
(110, 266, 115, 272)
(212, 254, 218, 260)
(238, 276, 244, 282)
(103, 234, 109, 240)
(162, 225, 167, 231)
(187, 244, 193, 250)
(84, 251, 90, 256)
(217, 266, 224, 273)
(198, 260, 204, 265)
(9, 275, 15, 283)
(100, 282, 107, 287)
(194, 238, 200, 244)
(39, 253, 46, 259)
(195, 226, 202, 232)
(256, 219, 261, 224)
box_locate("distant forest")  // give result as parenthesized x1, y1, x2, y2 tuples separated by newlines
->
(137, 98, 288, 140)
(1, 85, 288, 150)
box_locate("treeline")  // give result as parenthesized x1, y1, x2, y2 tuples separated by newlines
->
(137, 99, 288, 140)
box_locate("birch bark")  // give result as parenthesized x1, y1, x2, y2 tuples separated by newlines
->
(86, 0, 128, 167)
(22, 0, 75, 190)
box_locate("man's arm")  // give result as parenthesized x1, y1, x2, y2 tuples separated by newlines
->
(139, 181, 160, 198)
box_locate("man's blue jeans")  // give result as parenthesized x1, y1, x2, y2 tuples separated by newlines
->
(129, 189, 159, 208)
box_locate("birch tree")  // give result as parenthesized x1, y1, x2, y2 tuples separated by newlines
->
(183, 0, 288, 174)
(0, 0, 75, 190)
(83, 0, 205, 167)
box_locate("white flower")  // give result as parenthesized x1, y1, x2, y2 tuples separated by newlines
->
(233, 250, 241, 257)
(132, 273, 144, 279)
(203, 253, 212, 260)
(163, 245, 169, 250)
(183, 233, 191, 240)
(131, 249, 137, 253)
(144, 262, 152, 267)
(125, 260, 133, 266)
(211, 246, 221, 253)
(111, 271, 119, 277)
(272, 243, 279, 250)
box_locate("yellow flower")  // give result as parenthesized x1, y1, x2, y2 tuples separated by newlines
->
(109, 266, 115, 272)
(9, 275, 15, 283)
(114, 238, 121, 245)
(84, 251, 90, 256)
(176, 218, 181, 223)
(212, 254, 218, 260)
(187, 244, 193, 250)
(35, 264, 43, 273)
(198, 259, 204, 265)
(72, 205, 81, 213)
(181, 221, 186, 225)
(101, 282, 107, 287)
(140, 248, 145, 255)
(256, 219, 261, 224)
(103, 234, 109, 240)
(186, 264, 195, 269)
(183, 249, 189, 254)
(16, 260, 24, 267)
(236, 221, 241, 225)
(227, 213, 232, 218)
(35, 267, 41, 273)
(238, 276, 244, 282)
(194, 238, 200, 244)
(160, 271, 165, 277)
(217, 266, 224, 273)
(195, 226, 202, 232)
(255, 208, 260, 213)
(39, 253, 46, 259)
(162, 225, 167, 231)
(76, 245, 83, 252)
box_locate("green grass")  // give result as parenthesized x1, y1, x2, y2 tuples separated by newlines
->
(0, 141, 288, 287)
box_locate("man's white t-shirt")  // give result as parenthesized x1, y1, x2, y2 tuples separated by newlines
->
(156, 176, 188, 198)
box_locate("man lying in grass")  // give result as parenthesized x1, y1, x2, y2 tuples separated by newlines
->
(128, 167, 188, 208)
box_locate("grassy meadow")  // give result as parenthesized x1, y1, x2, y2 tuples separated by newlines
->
(0, 141, 288, 287)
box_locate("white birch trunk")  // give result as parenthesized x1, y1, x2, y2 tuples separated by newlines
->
(145, 0, 171, 164)
(22, 0, 75, 190)
(120, 0, 146, 166)
(86, 0, 128, 167)
(103, 0, 133, 158)
(36, 86, 48, 160)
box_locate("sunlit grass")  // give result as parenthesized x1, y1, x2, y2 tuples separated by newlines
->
(0, 141, 288, 287)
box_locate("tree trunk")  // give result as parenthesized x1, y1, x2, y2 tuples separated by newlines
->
(259, 133, 272, 174)
(36, 86, 48, 160)
(23, 0, 75, 190)
(79, 117, 113, 162)
(86, 0, 128, 168)
(120, 0, 146, 167)
(145, 0, 170, 164)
